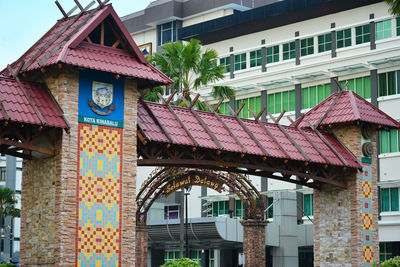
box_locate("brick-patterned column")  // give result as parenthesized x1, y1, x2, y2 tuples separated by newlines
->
(136, 225, 150, 267)
(20, 67, 79, 266)
(121, 79, 137, 266)
(241, 220, 268, 267)
(314, 125, 379, 267)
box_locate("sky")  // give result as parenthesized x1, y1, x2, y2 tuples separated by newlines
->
(0, 0, 153, 71)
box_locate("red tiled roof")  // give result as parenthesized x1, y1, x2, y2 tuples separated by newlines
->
(296, 91, 400, 129)
(0, 76, 69, 129)
(2, 5, 172, 87)
(138, 101, 361, 169)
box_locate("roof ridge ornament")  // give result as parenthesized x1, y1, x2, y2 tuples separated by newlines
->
(55, 0, 109, 19)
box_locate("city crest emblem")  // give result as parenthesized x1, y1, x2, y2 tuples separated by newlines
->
(88, 81, 116, 116)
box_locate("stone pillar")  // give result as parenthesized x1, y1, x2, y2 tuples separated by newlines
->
(136, 225, 150, 267)
(241, 220, 268, 267)
(314, 125, 379, 267)
(20, 66, 138, 266)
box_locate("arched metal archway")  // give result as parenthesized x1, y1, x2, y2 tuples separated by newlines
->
(136, 167, 264, 226)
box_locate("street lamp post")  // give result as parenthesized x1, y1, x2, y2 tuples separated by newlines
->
(184, 186, 191, 258)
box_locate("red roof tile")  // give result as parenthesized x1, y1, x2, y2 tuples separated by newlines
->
(296, 91, 400, 129)
(0, 76, 69, 129)
(2, 5, 172, 87)
(138, 101, 361, 169)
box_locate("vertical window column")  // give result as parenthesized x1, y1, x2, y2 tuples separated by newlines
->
(370, 69, 378, 107)
(230, 47, 235, 79)
(261, 39, 267, 72)
(370, 13, 376, 50)
(295, 83, 302, 119)
(295, 31, 300, 65)
(331, 23, 337, 58)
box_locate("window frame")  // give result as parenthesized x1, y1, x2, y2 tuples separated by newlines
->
(220, 57, 231, 73)
(300, 37, 314, 57)
(318, 33, 332, 53)
(234, 53, 247, 71)
(303, 193, 314, 217)
(376, 19, 392, 40)
(250, 49, 262, 68)
(266, 45, 279, 64)
(283, 41, 296, 60)
(267, 90, 296, 114)
(336, 28, 352, 49)
(355, 24, 370, 45)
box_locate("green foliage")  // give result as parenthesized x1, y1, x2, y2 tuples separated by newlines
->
(385, 0, 400, 16)
(0, 187, 20, 227)
(139, 86, 164, 103)
(148, 39, 234, 107)
(0, 262, 17, 267)
(373, 256, 400, 267)
(161, 258, 200, 267)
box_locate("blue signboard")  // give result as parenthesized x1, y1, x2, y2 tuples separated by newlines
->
(78, 69, 125, 128)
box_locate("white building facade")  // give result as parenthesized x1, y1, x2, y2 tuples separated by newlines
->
(123, 0, 400, 266)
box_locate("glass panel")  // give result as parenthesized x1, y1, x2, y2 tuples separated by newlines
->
(225, 201, 230, 214)
(275, 93, 282, 113)
(317, 85, 324, 103)
(379, 73, 387, 97)
(256, 96, 262, 114)
(169, 251, 174, 259)
(381, 131, 389, 153)
(218, 201, 224, 214)
(398, 71, 400, 94)
(289, 90, 296, 111)
(267, 197, 273, 218)
(356, 78, 363, 96)
(325, 83, 331, 97)
(381, 188, 390, 212)
(390, 129, 398, 152)
(397, 18, 400, 36)
(213, 202, 218, 216)
(390, 188, 399, 211)
(249, 97, 255, 118)
(388, 71, 396, 95)
(302, 87, 309, 109)
(268, 94, 275, 113)
(282, 91, 289, 111)
(363, 76, 371, 99)
(304, 194, 311, 216)
(310, 86, 317, 107)
(175, 251, 180, 259)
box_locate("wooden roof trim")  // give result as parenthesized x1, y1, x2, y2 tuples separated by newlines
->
(268, 111, 310, 162)
(182, 97, 224, 150)
(22, 5, 91, 71)
(43, 2, 102, 66)
(139, 100, 173, 143)
(7, 65, 46, 126)
(43, 85, 70, 131)
(0, 99, 10, 121)
(306, 120, 350, 167)
(249, 109, 291, 159)
(204, 101, 247, 154)
(227, 105, 270, 157)
(158, 93, 199, 147)
(287, 116, 332, 164)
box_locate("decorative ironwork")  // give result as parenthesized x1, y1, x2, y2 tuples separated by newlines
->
(136, 167, 264, 225)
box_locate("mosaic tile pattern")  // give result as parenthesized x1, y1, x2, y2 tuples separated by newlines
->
(362, 161, 373, 266)
(76, 123, 122, 266)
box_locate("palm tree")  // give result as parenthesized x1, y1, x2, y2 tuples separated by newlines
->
(0, 188, 20, 261)
(148, 39, 235, 108)
(385, 0, 400, 16)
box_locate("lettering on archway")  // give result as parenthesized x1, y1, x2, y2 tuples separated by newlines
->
(164, 172, 223, 196)
(136, 168, 265, 225)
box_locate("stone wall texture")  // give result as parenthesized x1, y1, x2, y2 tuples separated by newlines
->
(314, 125, 379, 267)
(241, 220, 267, 267)
(20, 67, 80, 266)
(121, 79, 137, 266)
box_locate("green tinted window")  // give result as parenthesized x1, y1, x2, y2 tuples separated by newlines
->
(301, 37, 314, 56)
(303, 194, 313, 216)
(234, 53, 246, 71)
(337, 28, 351, 48)
(397, 18, 400, 36)
(283, 41, 296, 60)
(268, 90, 295, 114)
(318, 33, 332, 53)
(267, 197, 273, 219)
(356, 24, 370, 44)
(376, 19, 392, 40)
(267, 45, 279, 64)
(379, 71, 400, 97)
(220, 57, 230, 73)
(380, 130, 389, 153)
(250, 50, 262, 67)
